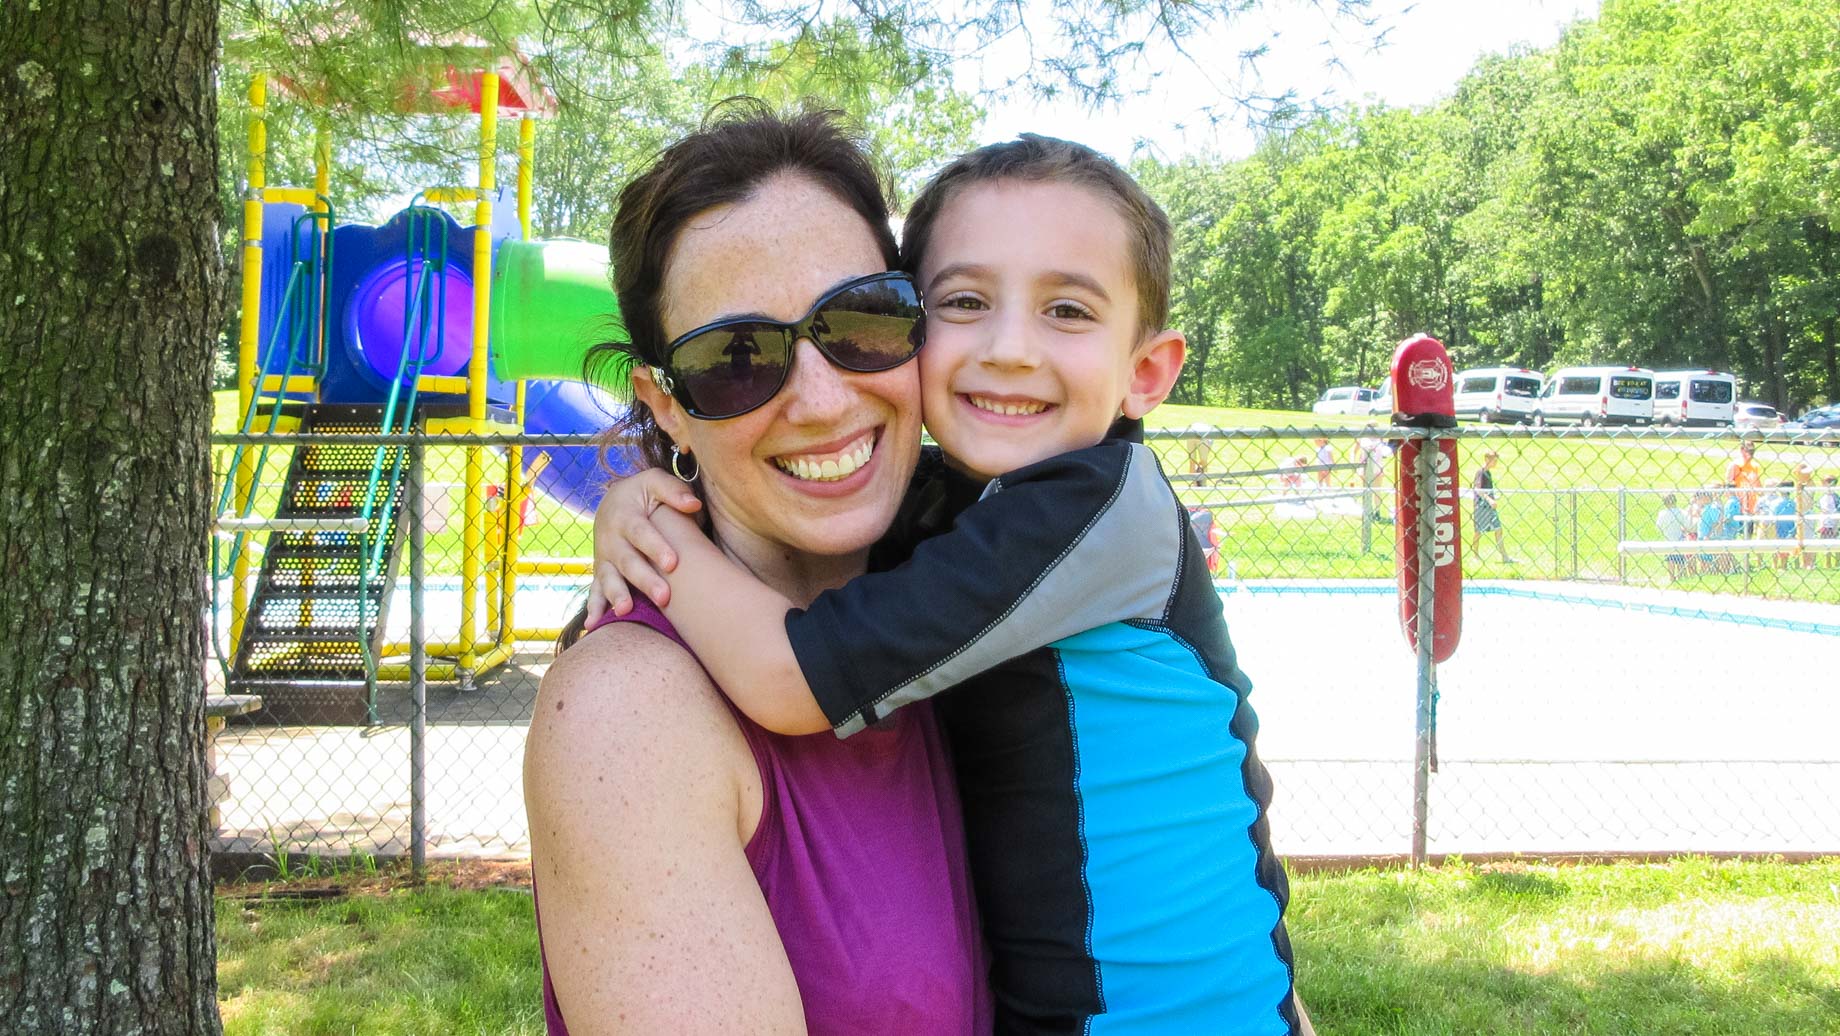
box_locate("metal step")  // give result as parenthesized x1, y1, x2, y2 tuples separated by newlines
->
(240, 624, 388, 643)
(247, 586, 382, 602)
(225, 401, 412, 726)
(260, 542, 372, 560)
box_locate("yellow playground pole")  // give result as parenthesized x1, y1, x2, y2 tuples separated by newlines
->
(313, 121, 332, 366)
(518, 115, 534, 240)
(231, 73, 268, 655)
(501, 113, 537, 643)
(460, 73, 499, 672)
(314, 123, 331, 209)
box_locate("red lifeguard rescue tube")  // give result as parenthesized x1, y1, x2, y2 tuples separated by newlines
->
(1391, 334, 1463, 663)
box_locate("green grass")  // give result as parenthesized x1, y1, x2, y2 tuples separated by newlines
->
(217, 881, 544, 1035)
(214, 857, 1840, 1035)
(1294, 857, 1840, 1034)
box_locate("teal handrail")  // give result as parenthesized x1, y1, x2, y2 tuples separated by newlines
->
(210, 201, 335, 678)
(354, 200, 450, 719)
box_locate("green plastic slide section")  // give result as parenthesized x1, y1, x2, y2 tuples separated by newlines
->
(490, 238, 621, 383)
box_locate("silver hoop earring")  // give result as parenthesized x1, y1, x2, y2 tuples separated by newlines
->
(670, 446, 699, 484)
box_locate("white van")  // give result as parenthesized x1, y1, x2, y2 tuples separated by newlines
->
(1533, 366, 1656, 426)
(1651, 369, 1736, 426)
(1453, 367, 1546, 423)
(1312, 385, 1378, 416)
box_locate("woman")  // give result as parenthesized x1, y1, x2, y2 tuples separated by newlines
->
(524, 108, 989, 1035)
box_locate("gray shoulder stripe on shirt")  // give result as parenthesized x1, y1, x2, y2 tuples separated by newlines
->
(839, 445, 1184, 733)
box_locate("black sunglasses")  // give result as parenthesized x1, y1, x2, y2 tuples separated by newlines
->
(651, 271, 925, 420)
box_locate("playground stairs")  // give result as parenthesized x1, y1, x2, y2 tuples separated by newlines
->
(228, 403, 412, 725)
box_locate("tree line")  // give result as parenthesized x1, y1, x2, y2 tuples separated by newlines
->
(1136, 0, 1839, 414)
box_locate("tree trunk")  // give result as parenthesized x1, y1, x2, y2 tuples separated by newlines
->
(0, 3, 224, 1034)
(1758, 275, 1787, 410)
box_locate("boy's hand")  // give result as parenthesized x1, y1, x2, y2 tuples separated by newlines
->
(587, 468, 703, 623)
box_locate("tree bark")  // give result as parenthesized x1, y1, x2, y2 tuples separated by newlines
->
(0, 3, 224, 1034)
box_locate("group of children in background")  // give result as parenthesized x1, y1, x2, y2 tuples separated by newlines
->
(1657, 466, 1840, 577)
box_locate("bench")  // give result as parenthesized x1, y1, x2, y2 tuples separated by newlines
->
(1617, 538, 1840, 555)
(205, 694, 263, 830)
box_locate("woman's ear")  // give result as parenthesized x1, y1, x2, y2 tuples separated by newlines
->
(631, 365, 693, 452)
(1121, 328, 1187, 421)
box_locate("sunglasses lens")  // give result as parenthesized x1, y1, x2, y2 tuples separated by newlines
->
(671, 324, 788, 417)
(814, 277, 925, 371)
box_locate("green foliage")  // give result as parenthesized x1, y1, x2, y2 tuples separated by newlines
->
(1144, 0, 1840, 414)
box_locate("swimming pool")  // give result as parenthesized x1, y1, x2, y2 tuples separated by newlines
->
(211, 577, 1840, 859)
(1222, 582, 1840, 856)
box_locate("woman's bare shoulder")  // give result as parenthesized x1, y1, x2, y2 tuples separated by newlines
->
(528, 622, 752, 802)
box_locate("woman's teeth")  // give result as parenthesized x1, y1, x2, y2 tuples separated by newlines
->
(968, 395, 1049, 417)
(774, 436, 875, 482)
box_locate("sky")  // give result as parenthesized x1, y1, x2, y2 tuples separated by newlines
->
(964, 0, 1603, 162)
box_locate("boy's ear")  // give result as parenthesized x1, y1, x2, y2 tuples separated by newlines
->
(1121, 328, 1187, 420)
(631, 365, 694, 452)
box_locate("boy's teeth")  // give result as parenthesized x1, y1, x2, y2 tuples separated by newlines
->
(775, 437, 874, 482)
(969, 395, 1049, 417)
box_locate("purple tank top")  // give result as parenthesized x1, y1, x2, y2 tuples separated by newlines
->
(537, 597, 991, 1035)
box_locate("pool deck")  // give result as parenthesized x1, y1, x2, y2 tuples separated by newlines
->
(208, 579, 1840, 863)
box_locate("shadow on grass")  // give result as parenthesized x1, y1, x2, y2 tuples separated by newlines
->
(1466, 868, 1567, 901)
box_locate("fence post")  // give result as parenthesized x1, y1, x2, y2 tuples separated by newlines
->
(1551, 490, 1562, 578)
(1570, 489, 1580, 578)
(1411, 432, 1437, 869)
(409, 437, 427, 878)
(1617, 488, 1628, 584)
(1361, 456, 1374, 555)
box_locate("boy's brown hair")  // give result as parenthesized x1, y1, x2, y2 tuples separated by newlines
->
(899, 134, 1172, 339)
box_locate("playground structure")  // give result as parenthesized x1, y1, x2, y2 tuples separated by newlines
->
(215, 60, 632, 724)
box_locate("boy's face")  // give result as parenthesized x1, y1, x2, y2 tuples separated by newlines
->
(914, 179, 1180, 482)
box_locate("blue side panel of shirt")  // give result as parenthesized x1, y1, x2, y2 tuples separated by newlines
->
(1056, 621, 1291, 1036)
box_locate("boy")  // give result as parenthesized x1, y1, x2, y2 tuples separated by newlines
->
(597, 136, 1300, 1035)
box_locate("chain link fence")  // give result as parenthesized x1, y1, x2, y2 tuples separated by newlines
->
(207, 425, 1840, 869)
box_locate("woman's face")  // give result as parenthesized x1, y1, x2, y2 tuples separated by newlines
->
(637, 173, 921, 560)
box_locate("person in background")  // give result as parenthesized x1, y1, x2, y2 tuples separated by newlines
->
(1764, 480, 1798, 569)
(1724, 440, 1762, 535)
(1313, 436, 1335, 487)
(1357, 434, 1394, 523)
(1721, 481, 1746, 568)
(1655, 492, 1690, 581)
(1693, 485, 1726, 574)
(1794, 463, 1818, 569)
(1278, 454, 1307, 495)
(1470, 449, 1514, 564)
(1817, 475, 1839, 569)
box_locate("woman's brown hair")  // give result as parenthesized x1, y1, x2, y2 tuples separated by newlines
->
(561, 101, 899, 651)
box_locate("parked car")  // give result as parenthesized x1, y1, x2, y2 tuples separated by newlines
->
(1733, 402, 1782, 431)
(1312, 386, 1379, 416)
(1532, 366, 1656, 426)
(1365, 382, 1394, 420)
(1453, 367, 1545, 423)
(1786, 405, 1840, 446)
(1788, 405, 1840, 427)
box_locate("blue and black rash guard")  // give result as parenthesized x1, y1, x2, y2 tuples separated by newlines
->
(785, 426, 1297, 1036)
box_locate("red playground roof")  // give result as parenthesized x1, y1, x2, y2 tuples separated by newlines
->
(419, 52, 557, 116)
